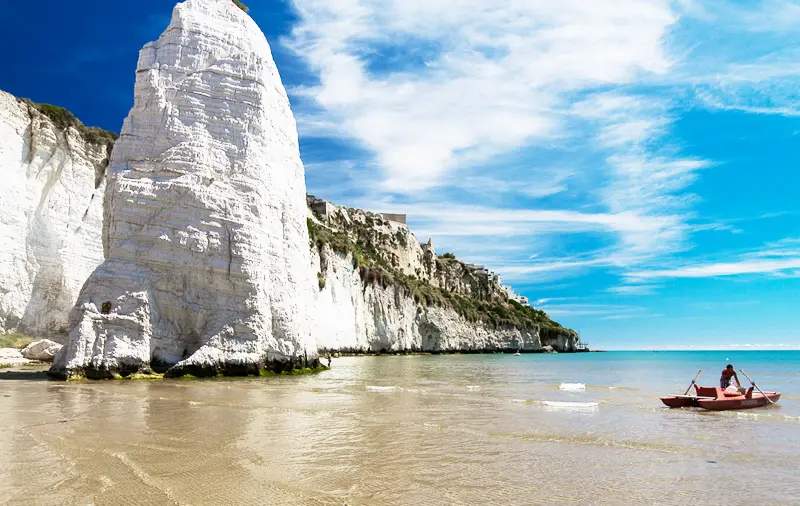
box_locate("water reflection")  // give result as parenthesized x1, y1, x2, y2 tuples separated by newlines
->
(2, 354, 800, 504)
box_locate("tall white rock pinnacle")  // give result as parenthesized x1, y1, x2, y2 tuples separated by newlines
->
(51, 0, 317, 378)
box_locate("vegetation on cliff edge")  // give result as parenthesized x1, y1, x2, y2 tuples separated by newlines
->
(307, 218, 568, 333)
(18, 98, 118, 146)
(232, 0, 249, 12)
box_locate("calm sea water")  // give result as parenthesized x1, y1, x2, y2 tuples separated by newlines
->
(1, 351, 799, 505)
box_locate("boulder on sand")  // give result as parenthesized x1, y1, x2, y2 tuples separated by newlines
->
(21, 339, 63, 362)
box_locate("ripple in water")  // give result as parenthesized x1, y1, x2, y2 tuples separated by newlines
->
(366, 385, 400, 392)
(537, 401, 599, 410)
(3, 353, 799, 505)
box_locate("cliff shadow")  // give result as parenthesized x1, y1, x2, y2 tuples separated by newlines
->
(0, 369, 50, 381)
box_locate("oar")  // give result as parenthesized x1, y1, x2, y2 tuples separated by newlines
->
(683, 369, 702, 395)
(739, 369, 775, 405)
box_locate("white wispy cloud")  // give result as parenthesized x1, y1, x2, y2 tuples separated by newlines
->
(607, 284, 664, 296)
(536, 303, 655, 320)
(286, 0, 678, 192)
(710, 0, 800, 34)
(632, 343, 800, 351)
(497, 257, 612, 284)
(677, 1, 800, 117)
(534, 297, 577, 306)
(284, 0, 799, 306)
(694, 83, 800, 117)
(632, 258, 800, 280)
(447, 168, 575, 200)
(628, 239, 800, 280)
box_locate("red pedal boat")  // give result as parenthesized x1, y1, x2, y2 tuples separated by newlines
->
(661, 385, 781, 411)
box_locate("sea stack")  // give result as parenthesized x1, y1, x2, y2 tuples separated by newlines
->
(50, 0, 316, 378)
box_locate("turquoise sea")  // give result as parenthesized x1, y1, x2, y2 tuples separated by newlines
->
(1, 351, 799, 505)
(522, 350, 800, 415)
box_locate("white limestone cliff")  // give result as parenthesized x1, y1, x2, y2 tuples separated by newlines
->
(0, 91, 110, 338)
(50, 0, 316, 379)
(307, 202, 578, 354)
(308, 197, 511, 302)
(311, 246, 547, 353)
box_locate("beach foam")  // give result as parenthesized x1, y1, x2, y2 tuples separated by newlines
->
(538, 400, 599, 410)
(559, 383, 586, 392)
(366, 385, 401, 392)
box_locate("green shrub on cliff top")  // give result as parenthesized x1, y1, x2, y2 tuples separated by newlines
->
(232, 0, 249, 12)
(307, 216, 569, 333)
(33, 103, 75, 129)
(18, 98, 118, 146)
(307, 218, 366, 266)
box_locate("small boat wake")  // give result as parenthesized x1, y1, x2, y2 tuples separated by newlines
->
(728, 411, 800, 421)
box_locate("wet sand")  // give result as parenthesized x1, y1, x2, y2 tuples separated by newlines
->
(1, 354, 799, 505)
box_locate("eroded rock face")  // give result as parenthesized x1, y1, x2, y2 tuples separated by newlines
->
(311, 245, 577, 354)
(307, 198, 578, 354)
(0, 91, 109, 338)
(308, 198, 511, 303)
(51, 0, 316, 379)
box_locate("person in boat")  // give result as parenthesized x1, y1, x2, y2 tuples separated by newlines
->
(720, 365, 741, 390)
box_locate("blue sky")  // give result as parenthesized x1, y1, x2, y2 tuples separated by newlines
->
(2, 0, 799, 349)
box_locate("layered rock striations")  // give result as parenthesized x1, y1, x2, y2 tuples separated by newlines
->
(50, 0, 317, 379)
(0, 91, 113, 338)
(307, 199, 578, 354)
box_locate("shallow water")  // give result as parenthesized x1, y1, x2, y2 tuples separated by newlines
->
(2, 351, 800, 505)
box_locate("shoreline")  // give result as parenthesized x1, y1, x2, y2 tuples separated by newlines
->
(319, 347, 594, 357)
(2, 349, 603, 381)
